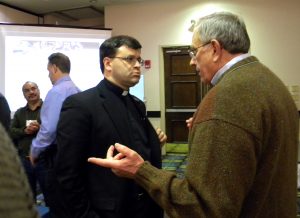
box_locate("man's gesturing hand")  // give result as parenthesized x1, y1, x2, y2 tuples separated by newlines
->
(88, 143, 144, 179)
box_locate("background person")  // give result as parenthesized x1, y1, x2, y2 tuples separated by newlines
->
(0, 92, 11, 132)
(10, 81, 43, 199)
(88, 12, 299, 218)
(30, 52, 80, 217)
(55, 35, 166, 218)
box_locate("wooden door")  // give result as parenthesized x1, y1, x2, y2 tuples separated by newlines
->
(163, 46, 211, 143)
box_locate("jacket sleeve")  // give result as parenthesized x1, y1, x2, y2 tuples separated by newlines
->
(0, 94, 11, 131)
(55, 96, 100, 218)
(135, 120, 257, 218)
(10, 109, 26, 142)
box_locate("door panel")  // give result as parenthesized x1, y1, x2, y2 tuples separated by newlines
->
(171, 81, 198, 108)
(165, 112, 194, 142)
(163, 46, 211, 143)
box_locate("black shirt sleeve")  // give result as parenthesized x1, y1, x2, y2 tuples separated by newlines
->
(0, 93, 11, 131)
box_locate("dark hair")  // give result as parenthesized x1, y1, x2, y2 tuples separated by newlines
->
(99, 35, 142, 73)
(48, 52, 71, 73)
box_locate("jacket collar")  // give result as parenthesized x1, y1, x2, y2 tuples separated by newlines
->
(215, 56, 259, 85)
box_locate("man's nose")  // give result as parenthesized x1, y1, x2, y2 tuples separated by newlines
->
(189, 58, 196, 66)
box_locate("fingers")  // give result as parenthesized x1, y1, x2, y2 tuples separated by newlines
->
(156, 128, 165, 139)
(159, 134, 167, 147)
(186, 117, 193, 129)
(89, 144, 128, 167)
(114, 152, 125, 160)
(159, 133, 167, 142)
(88, 157, 114, 168)
(156, 127, 163, 135)
(156, 128, 167, 146)
(114, 143, 134, 157)
(114, 143, 143, 163)
(156, 127, 161, 134)
(186, 117, 193, 124)
(88, 143, 144, 178)
(106, 145, 115, 159)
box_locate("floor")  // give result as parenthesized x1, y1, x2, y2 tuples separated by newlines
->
(162, 152, 187, 178)
(162, 144, 188, 218)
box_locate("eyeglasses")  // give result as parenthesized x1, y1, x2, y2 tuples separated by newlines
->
(188, 42, 211, 59)
(111, 56, 144, 66)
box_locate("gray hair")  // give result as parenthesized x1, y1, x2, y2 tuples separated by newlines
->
(194, 12, 250, 54)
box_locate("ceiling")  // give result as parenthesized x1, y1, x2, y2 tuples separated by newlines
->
(0, 0, 159, 20)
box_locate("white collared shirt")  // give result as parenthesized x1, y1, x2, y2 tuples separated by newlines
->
(211, 53, 251, 85)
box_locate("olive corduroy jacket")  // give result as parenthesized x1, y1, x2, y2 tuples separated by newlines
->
(135, 56, 299, 218)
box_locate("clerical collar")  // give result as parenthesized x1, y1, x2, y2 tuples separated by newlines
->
(103, 78, 129, 96)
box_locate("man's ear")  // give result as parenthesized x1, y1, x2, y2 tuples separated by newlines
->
(103, 57, 112, 72)
(211, 39, 222, 62)
(52, 64, 59, 73)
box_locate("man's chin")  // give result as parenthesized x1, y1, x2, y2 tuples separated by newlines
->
(129, 80, 140, 87)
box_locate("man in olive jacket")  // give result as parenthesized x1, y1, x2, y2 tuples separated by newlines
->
(88, 12, 299, 218)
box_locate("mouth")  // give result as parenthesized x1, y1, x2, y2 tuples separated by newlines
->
(195, 66, 201, 74)
(132, 72, 141, 77)
(28, 94, 36, 98)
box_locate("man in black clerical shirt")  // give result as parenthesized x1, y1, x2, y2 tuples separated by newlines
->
(55, 35, 167, 218)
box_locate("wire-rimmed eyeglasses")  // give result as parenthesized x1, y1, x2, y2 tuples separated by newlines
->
(188, 42, 211, 59)
(111, 56, 144, 66)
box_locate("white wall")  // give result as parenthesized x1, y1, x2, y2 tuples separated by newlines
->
(105, 0, 300, 129)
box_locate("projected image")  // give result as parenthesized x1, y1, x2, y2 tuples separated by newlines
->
(5, 36, 103, 112)
(4, 35, 144, 112)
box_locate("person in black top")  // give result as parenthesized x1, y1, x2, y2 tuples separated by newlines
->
(10, 81, 43, 199)
(55, 35, 167, 218)
(0, 92, 11, 132)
